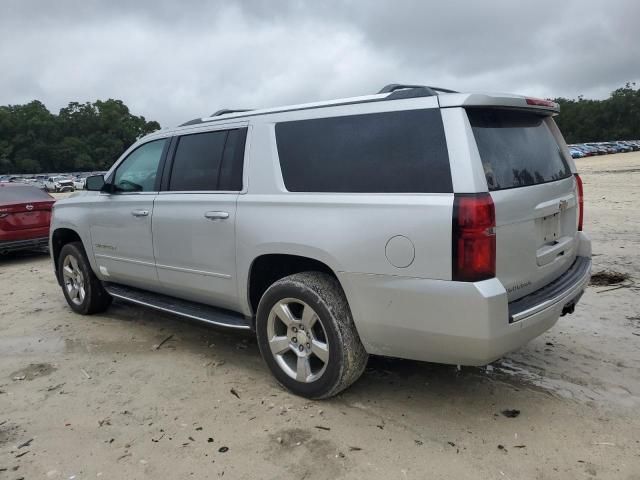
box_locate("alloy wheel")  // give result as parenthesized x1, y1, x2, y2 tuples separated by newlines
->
(62, 254, 86, 306)
(266, 298, 330, 383)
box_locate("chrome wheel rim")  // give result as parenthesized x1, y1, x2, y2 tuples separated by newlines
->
(62, 254, 86, 306)
(267, 298, 329, 383)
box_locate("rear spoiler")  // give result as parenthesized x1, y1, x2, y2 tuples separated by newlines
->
(437, 93, 560, 115)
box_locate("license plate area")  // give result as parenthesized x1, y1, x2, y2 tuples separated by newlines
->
(539, 212, 560, 245)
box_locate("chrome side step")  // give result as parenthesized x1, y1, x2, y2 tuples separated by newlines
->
(103, 282, 251, 330)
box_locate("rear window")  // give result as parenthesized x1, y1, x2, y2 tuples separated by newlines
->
(467, 109, 571, 191)
(275, 109, 452, 193)
(0, 185, 52, 203)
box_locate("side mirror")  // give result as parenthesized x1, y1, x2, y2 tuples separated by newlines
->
(85, 174, 105, 191)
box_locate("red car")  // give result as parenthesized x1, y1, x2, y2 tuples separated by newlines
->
(0, 183, 55, 254)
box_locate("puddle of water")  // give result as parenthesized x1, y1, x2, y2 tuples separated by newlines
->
(363, 355, 639, 409)
(491, 359, 639, 409)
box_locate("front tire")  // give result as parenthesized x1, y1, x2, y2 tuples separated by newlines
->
(256, 272, 368, 399)
(58, 242, 112, 314)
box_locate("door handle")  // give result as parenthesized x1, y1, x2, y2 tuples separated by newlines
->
(204, 211, 229, 220)
(131, 209, 150, 217)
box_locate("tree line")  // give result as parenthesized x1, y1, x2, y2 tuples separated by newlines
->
(553, 83, 640, 144)
(1, 84, 639, 174)
(0, 99, 160, 174)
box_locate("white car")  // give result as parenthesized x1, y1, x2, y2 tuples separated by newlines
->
(50, 84, 591, 398)
(73, 177, 86, 190)
(45, 176, 75, 193)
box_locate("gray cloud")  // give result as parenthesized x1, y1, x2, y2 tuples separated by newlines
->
(1, 0, 638, 127)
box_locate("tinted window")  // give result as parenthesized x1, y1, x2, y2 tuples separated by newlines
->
(467, 109, 571, 191)
(168, 129, 246, 191)
(218, 128, 247, 191)
(275, 109, 451, 193)
(113, 139, 166, 192)
(169, 131, 227, 191)
(0, 185, 52, 203)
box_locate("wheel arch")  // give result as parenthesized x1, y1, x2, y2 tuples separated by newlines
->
(246, 253, 345, 321)
(51, 228, 84, 284)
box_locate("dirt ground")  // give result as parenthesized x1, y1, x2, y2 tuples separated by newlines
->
(1, 153, 639, 480)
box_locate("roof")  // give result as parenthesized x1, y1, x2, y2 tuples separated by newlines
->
(173, 84, 560, 130)
(177, 84, 456, 127)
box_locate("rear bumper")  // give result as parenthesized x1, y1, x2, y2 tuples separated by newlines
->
(508, 256, 591, 323)
(338, 233, 592, 366)
(0, 236, 49, 253)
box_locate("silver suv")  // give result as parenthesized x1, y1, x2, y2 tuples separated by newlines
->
(50, 84, 592, 398)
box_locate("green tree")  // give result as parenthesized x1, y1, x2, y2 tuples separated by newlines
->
(553, 82, 640, 143)
(0, 99, 160, 174)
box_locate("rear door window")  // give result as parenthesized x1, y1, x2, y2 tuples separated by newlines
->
(467, 109, 571, 191)
(168, 128, 247, 191)
(275, 109, 451, 193)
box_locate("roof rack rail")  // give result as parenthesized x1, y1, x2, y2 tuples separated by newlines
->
(378, 84, 431, 94)
(178, 109, 254, 127)
(177, 86, 460, 127)
(179, 118, 205, 127)
(211, 109, 253, 117)
(378, 84, 458, 100)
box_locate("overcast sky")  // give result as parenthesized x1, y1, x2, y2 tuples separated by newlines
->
(1, 0, 639, 127)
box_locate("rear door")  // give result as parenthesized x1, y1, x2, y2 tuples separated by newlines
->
(151, 126, 247, 311)
(466, 108, 579, 301)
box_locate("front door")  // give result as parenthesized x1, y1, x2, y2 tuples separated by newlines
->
(90, 138, 167, 289)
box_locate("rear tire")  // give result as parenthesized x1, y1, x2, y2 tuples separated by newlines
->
(256, 272, 368, 399)
(58, 242, 112, 315)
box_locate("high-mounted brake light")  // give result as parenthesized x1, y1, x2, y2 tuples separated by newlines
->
(575, 173, 584, 231)
(525, 97, 559, 110)
(452, 194, 496, 282)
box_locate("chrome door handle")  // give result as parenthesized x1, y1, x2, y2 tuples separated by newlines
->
(204, 211, 229, 220)
(131, 209, 150, 217)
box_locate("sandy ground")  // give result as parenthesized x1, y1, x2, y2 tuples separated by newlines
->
(1, 153, 639, 480)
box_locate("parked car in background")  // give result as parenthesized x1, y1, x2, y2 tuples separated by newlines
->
(571, 146, 591, 156)
(73, 176, 86, 190)
(585, 142, 615, 154)
(620, 141, 639, 151)
(602, 142, 629, 153)
(45, 175, 75, 193)
(569, 147, 585, 158)
(613, 141, 634, 152)
(579, 145, 599, 156)
(0, 183, 55, 254)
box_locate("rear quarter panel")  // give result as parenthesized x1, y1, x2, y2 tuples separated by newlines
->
(236, 109, 454, 317)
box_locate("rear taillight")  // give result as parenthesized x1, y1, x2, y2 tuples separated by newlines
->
(452, 193, 496, 282)
(575, 173, 584, 231)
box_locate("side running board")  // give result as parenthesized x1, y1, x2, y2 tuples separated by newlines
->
(103, 282, 251, 330)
